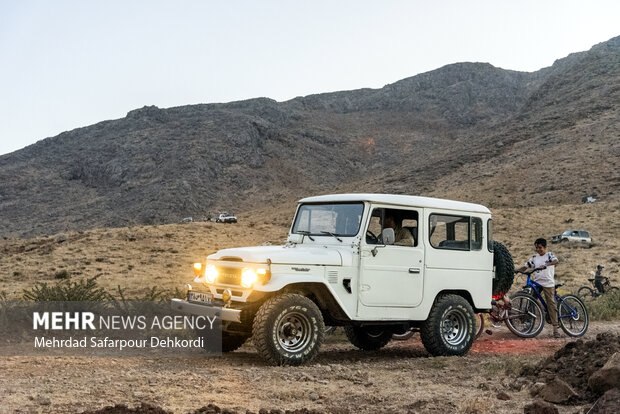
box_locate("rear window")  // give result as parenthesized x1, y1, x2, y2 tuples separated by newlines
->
(487, 219, 493, 252)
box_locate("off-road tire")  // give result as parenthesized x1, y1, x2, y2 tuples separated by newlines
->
(492, 241, 514, 296)
(420, 294, 475, 356)
(221, 332, 249, 352)
(194, 329, 248, 353)
(252, 293, 324, 366)
(344, 326, 392, 350)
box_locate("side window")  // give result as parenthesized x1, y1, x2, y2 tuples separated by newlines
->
(429, 214, 470, 250)
(471, 217, 482, 250)
(365, 208, 418, 247)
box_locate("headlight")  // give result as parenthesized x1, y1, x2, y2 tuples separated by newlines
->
(205, 265, 218, 283)
(241, 268, 258, 288)
(193, 263, 202, 276)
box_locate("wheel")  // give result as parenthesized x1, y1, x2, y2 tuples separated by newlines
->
(504, 293, 544, 338)
(221, 332, 249, 352)
(492, 241, 514, 296)
(608, 287, 619, 294)
(420, 294, 475, 356)
(392, 328, 415, 341)
(561, 238, 568, 243)
(475, 313, 485, 339)
(252, 293, 324, 366)
(558, 294, 589, 337)
(577, 286, 596, 301)
(345, 326, 392, 350)
(194, 329, 249, 353)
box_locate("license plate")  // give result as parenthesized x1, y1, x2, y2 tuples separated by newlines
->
(188, 291, 214, 304)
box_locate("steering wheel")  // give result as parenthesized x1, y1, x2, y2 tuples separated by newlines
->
(366, 230, 379, 244)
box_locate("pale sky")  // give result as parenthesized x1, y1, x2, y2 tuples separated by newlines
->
(1, 0, 618, 156)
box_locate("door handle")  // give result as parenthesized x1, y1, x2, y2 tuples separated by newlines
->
(409, 268, 421, 274)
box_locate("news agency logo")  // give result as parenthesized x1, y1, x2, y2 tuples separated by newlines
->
(32, 312, 218, 331)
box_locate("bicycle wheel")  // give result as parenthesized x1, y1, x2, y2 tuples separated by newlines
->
(475, 313, 485, 339)
(504, 293, 544, 338)
(558, 294, 588, 337)
(577, 286, 596, 301)
(392, 328, 415, 341)
(608, 287, 619, 294)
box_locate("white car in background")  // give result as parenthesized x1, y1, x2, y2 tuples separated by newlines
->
(551, 230, 592, 245)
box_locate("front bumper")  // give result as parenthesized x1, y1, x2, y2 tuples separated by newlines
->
(171, 298, 242, 323)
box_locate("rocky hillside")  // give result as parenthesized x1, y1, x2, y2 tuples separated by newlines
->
(0, 36, 618, 237)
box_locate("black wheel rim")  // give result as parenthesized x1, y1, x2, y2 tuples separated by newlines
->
(276, 311, 312, 352)
(442, 308, 467, 345)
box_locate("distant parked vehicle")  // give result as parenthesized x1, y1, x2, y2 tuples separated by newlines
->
(550, 230, 592, 245)
(216, 212, 237, 223)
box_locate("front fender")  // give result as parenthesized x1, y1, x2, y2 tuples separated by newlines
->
(253, 266, 355, 320)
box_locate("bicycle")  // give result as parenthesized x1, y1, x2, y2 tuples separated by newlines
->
(475, 291, 545, 338)
(578, 273, 618, 301)
(516, 269, 589, 337)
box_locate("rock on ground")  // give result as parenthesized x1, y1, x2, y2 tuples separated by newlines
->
(523, 400, 559, 414)
(538, 378, 579, 404)
(587, 388, 620, 414)
(588, 352, 620, 395)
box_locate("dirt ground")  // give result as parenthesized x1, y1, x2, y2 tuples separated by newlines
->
(1, 321, 618, 414)
(1, 201, 618, 413)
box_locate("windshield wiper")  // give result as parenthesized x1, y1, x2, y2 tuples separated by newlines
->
(320, 231, 342, 242)
(297, 231, 315, 241)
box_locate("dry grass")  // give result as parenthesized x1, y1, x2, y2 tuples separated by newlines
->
(1, 201, 618, 303)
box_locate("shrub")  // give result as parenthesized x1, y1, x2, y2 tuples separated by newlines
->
(54, 269, 70, 279)
(587, 290, 620, 320)
(22, 276, 111, 301)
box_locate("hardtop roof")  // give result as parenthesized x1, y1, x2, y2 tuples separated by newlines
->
(298, 193, 491, 214)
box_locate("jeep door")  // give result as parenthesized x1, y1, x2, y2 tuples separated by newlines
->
(359, 206, 424, 307)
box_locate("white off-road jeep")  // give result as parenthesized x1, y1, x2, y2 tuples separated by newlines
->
(172, 194, 513, 365)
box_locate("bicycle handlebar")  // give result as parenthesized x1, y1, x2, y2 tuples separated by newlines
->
(514, 267, 545, 276)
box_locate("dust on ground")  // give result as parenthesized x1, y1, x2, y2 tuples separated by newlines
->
(1, 321, 618, 414)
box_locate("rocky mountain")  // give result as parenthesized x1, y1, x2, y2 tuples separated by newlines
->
(1, 36, 618, 237)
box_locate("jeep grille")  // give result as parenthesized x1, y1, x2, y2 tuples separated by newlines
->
(217, 267, 242, 286)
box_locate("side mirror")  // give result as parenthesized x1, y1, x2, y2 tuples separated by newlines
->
(382, 228, 395, 245)
(287, 234, 304, 244)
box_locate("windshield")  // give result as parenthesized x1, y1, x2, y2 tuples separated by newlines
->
(292, 203, 364, 237)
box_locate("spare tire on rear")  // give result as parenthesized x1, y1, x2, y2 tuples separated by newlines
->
(492, 241, 514, 296)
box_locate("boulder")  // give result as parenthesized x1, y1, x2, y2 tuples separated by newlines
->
(497, 391, 511, 400)
(538, 379, 579, 403)
(523, 399, 559, 414)
(588, 352, 620, 395)
(587, 388, 620, 414)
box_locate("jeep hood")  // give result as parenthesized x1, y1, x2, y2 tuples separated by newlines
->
(208, 245, 343, 266)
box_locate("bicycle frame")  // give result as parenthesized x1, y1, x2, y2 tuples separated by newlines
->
(523, 275, 579, 322)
